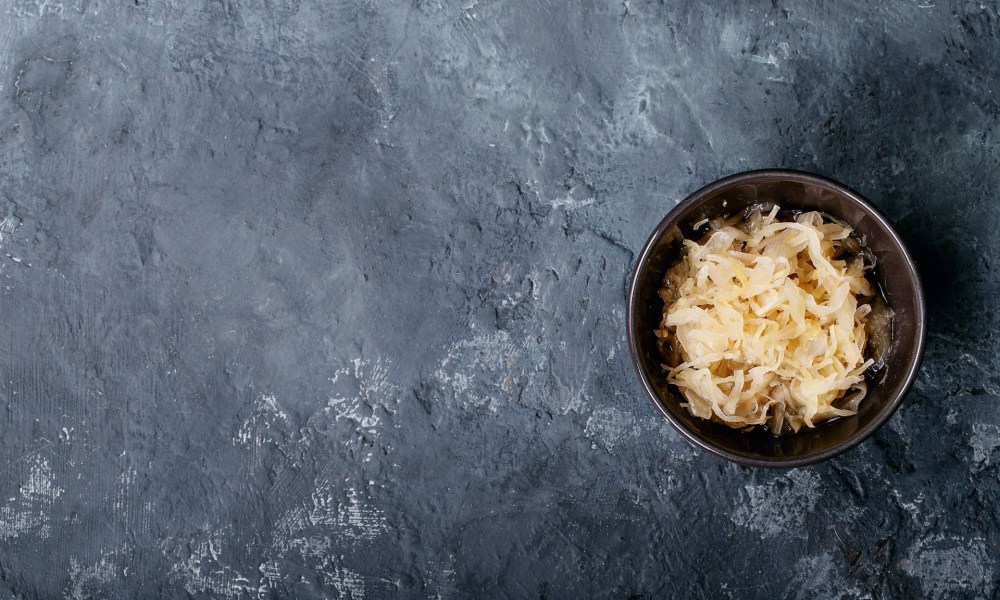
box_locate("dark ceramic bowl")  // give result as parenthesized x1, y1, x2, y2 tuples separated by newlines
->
(626, 169, 926, 468)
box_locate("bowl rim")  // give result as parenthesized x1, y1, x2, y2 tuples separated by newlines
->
(626, 168, 927, 468)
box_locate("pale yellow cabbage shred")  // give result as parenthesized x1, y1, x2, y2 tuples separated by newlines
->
(657, 206, 875, 433)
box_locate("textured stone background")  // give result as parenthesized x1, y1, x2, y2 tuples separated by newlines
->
(0, 0, 997, 598)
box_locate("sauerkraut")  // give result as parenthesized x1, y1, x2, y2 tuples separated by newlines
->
(656, 205, 877, 434)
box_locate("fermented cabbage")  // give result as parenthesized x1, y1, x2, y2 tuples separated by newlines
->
(656, 205, 877, 434)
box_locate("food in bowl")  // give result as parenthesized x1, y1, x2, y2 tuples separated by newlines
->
(655, 204, 891, 434)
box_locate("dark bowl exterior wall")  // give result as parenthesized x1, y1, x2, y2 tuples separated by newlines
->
(627, 170, 926, 468)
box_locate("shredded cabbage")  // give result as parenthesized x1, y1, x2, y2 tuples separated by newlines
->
(656, 206, 876, 434)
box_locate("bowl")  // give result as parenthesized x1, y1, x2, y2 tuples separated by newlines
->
(626, 169, 926, 468)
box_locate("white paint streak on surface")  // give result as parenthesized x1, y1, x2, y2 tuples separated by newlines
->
(957, 352, 1000, 393)
(749, 53, 779, 66)
(548, 195, 595, 209)
(970, 423, 1000, 471)
(783, 553, 866, 599)
(257, 478, 387, 596)
(167, 531, 254, 599)
(891, 489, 928, 527)
(327, 566, 366, 599)
(730, 469, 820, 539)
(584, 405, 641, 452)
(434, 330, 538, 412)
(163, 484, 384, 597)
(718, 21, 745, 57)
(0, 456, 64, 541)
(12, 0, 65, 18)
(67, 556, 116, 600)
(0, 216, 19, 249)
(901, 535, 996, 597)
(257, 561, 282, 597)
(424, 553, 458, 599)
(334, 487, 386, 542)
(275, 483, 387, 554)
(235, 393, 290, 449)
(560, 388, 588, 415)
(112, 467, 137, 517)
(327, 358, 399, 438)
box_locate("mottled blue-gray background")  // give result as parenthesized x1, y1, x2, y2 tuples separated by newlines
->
(0, 0, 997, 598)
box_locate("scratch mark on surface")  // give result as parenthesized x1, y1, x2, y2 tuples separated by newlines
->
(0, 439, 54, 477)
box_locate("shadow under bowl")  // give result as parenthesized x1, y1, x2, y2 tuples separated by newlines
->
(626, 169, 926, 468)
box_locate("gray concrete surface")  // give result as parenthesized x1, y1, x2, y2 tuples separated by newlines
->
(0, 0, 998, 598)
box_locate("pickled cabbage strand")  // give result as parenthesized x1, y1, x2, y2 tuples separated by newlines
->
(657, 207, 876, 434)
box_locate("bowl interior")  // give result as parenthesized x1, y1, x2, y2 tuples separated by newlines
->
(629, 171, 925, 467)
